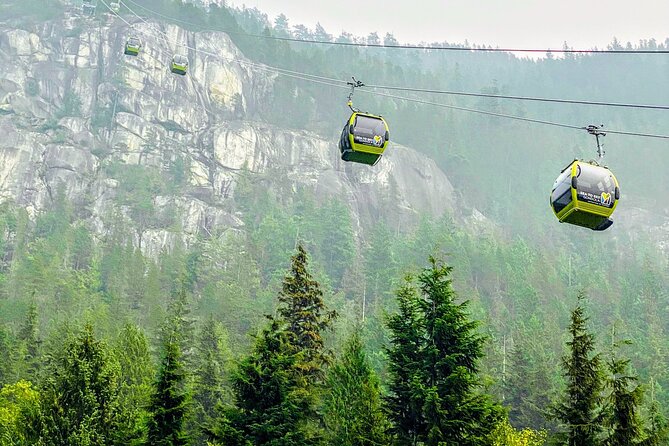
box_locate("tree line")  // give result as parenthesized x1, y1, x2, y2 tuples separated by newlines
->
(1, 245, 665, 445)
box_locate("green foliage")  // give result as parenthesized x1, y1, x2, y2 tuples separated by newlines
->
(0, 380, 41, 445)
(603, 339, 644, 446)
(114, 324, 155, 445)
(189, 317, 232, 444)
(323, 331, 390, 446)
(212, 319, 320, 446)
(554, 293, 603, 446)
(386, 258, 503, 446)
(57, 91, 82, 119)
(40, 324, 123, 445)
(274, 244, 337, 380)
(488, 419, 547, 446)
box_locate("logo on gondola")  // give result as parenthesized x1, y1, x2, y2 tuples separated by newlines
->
(373, 135, 383, 146)
(600, 192, 612, 206)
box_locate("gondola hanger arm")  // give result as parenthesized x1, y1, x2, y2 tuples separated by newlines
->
(347, 77, 365, 112)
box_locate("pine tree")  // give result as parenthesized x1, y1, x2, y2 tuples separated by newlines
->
(386, 258, 503, 446)
(603, 339, 644, 446)
(40, 324, 122, 445)
(323, 330, 390, 446)
(275, 244, 336, 380)
(555, 293, 603, 446)
(0, 325, 14, 386)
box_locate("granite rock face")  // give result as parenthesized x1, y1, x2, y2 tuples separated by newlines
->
(0, 14, 462, 256)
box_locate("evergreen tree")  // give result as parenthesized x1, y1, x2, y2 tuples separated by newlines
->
(603, 339, 644, 446)
(274, 244, 336, 380)
(0, 325, 14, 386)
(385, 280, 426, 445)
(40, 324, 122, 445)
(17, 302, 40, 380)
(115, 323, 155, 445)
(189, 316, 231, 444)
(555, 293, 603, 446)
(323, 330, 390, 446)
(146, 294, 192, 446)
(386, 258, 503, 446)
(212, 319, 320, 446)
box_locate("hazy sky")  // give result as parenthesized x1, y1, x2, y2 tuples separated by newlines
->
(228, 0, 669, 50)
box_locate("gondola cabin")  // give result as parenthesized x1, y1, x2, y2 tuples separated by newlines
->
(550, 160, 620, 231)
(170, 54, 188, 75)
(109, 1, 120, 12)
(339, 112, 389, 166)
(124, 36, 141, 56)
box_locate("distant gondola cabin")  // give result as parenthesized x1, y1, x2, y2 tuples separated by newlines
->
(170, 54, 188, 75)
(109, 1, 120, 12)
(339, 112, 389, 166)
(124, 37, 141, 56)
(550, 160, 620, 231)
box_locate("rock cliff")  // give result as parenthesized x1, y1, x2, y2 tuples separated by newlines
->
(0, 13, 461, 256)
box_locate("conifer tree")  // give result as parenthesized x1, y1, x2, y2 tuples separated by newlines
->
(146, 293, 192, 446)
(40, 324, 122, 445)
(385, 281, 426, 445)
(323, 330, 390, 446)
(189, 316, 231, 444)
(115, 323, 155, 445)
(386, 258, 503, 446)
(212, 319, 319, 446)
(603, 339, 644, 446)
(555, 293, 603, 446)
(18, 302, 40, 380)
(275, 244, 336, 380)
(0, 325, 14, 386)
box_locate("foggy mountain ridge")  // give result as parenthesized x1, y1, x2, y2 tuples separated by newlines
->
(0, 15, 472, 258)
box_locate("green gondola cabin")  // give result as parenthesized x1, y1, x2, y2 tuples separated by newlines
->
(339, 112, 389, 166)
(550, 160, 620, 231)
(170, 54, 188, 75)
(124, 36, 141, 56)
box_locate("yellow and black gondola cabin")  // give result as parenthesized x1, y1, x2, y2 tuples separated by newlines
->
(339, 112, 389, 166)
(550, 160, 620, 231)
(170, 54, 188, 75)
(124, 36, 141, 56)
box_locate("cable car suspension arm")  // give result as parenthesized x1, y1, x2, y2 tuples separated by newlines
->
(347, 77, 364, 112)
(586, 124, 606, 161)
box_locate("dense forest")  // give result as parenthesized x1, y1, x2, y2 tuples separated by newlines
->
(1, 0, 669, 444)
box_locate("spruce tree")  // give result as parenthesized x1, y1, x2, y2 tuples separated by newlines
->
(275, 244, 336, 380)
(385, 280, 426, 445)
(40, 324, 122, 445)
(146, 294, 191, 446)
(189, 316, 231, 444)
(386, 258, 503, 446)
(18, 302, 40, 380)
(115, 323, 155, 445)
(555, 293, 603, 446)
(212, 319, 319, 446)
(323, 331, 390, 446)
(603, 339, 644, 446)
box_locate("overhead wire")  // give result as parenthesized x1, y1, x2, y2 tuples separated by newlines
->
(363, 84, 669, 111)
(118, 0, 669, 112)
(120, 0, 669, 55)
(99, 0, 669, 141)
